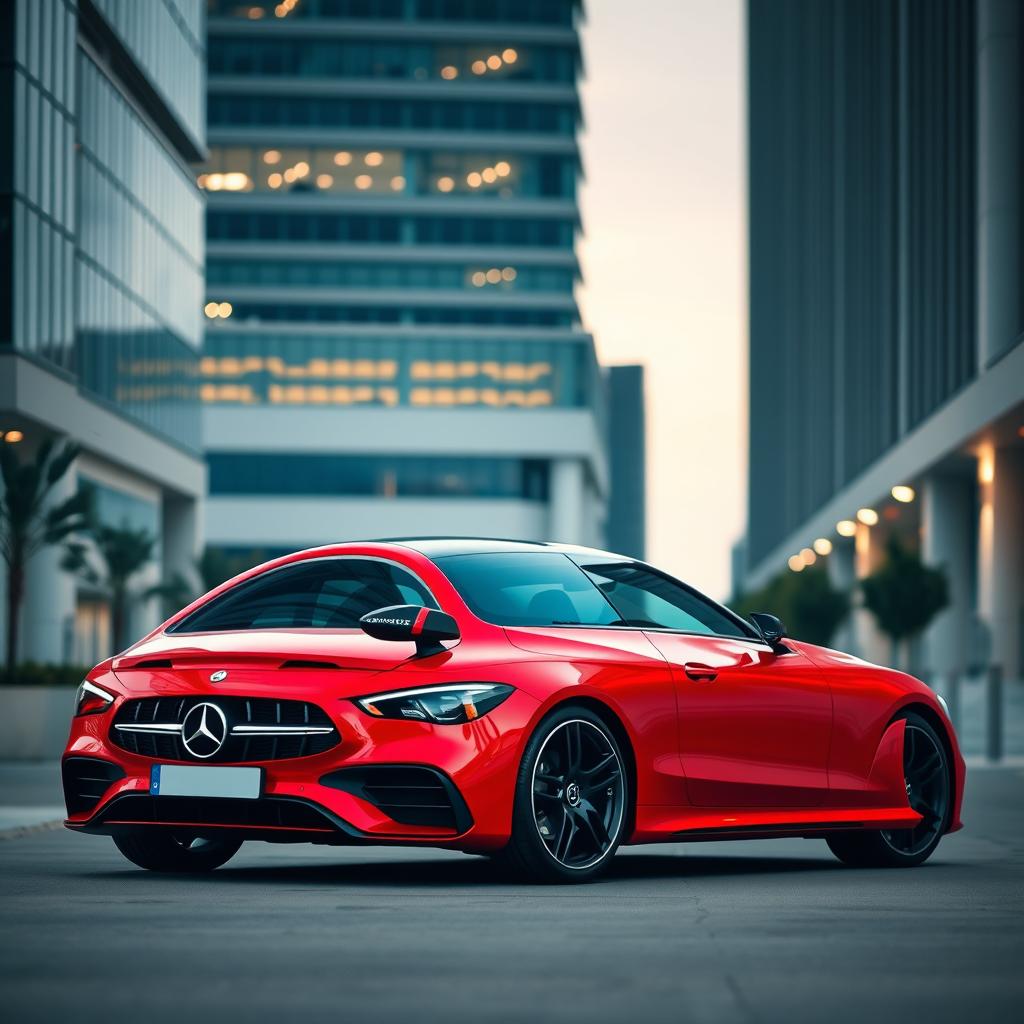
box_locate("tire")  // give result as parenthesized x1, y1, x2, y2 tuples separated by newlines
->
(113, 830, 243, 872)
(502, 705, 629, 883)
(827, 711, 952, 868)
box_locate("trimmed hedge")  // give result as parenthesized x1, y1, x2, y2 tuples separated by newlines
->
(6, 662, 91, 687)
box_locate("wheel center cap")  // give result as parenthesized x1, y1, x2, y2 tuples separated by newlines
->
(565, 782, 581, 807)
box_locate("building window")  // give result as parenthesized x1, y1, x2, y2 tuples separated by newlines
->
(206, 453, 550, 501)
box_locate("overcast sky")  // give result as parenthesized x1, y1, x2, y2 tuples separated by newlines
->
(578, 0, 746, 599)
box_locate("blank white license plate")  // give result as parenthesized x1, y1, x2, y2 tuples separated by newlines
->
(150, 765, 262, 800)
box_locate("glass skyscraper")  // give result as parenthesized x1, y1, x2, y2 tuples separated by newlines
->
(201, 0, 612, 555)
(0, 0, 206, 665)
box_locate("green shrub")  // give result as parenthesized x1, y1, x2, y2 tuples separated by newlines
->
(6, 662, 91, 687)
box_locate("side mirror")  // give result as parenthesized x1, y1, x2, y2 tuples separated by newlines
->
(359, 604, 459, 658)
(749, 612, 788, 650)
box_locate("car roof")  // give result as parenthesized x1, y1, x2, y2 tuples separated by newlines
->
(374, 537, 631, 560)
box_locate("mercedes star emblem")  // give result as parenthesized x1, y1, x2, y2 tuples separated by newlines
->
(210, 670, 228, 682)
(181, 702, 228, 759)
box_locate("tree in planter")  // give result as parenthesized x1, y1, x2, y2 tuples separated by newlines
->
(0, 440, 91, 682)
(861, 536, 948, 669)
(63, 523, 157, 655)
(734, 565, 850, 648)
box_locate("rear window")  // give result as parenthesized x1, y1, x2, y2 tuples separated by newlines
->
(436, 552, 621, 627)
(169, 558, 437, 632)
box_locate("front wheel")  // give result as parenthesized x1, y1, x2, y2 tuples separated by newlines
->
(827, 712, 951, 868)
(502, 706, 629, 883)
(113, 830, 243, 872)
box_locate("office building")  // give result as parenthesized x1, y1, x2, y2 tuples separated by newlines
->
(0, 0, 206, 665)
(744, 0, 1023, 681)
(201, 0, 612, 558)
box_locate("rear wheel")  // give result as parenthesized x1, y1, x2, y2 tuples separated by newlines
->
(502, 706, 628, 883)
(113, 830, 243, 872)
(827, 712, 951, 868)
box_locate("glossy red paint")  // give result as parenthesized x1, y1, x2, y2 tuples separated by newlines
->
(62, 541, 965, 858)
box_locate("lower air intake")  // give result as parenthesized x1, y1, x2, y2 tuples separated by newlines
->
(320, 765, 472, 832)
(63, 757, 125, 815)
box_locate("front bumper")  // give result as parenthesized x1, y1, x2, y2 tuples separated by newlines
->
(63, 687, 540, 851)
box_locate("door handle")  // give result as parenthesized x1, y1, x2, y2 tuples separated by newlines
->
(684, 662, 717, 682)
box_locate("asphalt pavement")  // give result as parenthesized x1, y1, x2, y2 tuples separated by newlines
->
(1, 762, 1022, 1024)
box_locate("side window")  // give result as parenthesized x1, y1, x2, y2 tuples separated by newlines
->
(170, 558, 437, 632)
(437, 553, 621, 627)
(579, 562, 752, 638)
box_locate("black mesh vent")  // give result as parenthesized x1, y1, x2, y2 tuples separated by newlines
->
(94, 794, 334, 831)
(110, 697, 339, 763)
(320, 765, 471, 832)
(63, 757, 125, 815)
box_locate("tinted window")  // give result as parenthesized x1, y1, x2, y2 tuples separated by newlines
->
(170, 558, 437, 632)
(579, 563, 753, 638)
(438, 553, 620, 627)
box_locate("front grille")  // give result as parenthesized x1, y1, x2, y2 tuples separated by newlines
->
(111, 696, 339, 763)
(321, 765, 472, 832)
(63, 757, 125, 815)
(93, 794, 334, 831)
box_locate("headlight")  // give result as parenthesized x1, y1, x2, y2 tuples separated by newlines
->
(75, 680, 115, 717)
(354, 683, 514, 725)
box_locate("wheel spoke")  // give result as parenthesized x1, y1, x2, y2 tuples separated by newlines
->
(583, 770, 620, 797)
(579, 799, 610, 851)
(581, 752, 616, 779)
(913, 750, 942, 786)
(554, 810, 576, 862)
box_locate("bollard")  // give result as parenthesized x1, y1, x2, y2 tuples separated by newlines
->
(945, 670, 961, 735)
(986, 664, 1003, 762)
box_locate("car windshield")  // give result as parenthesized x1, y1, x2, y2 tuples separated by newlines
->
(436, 552, 622, 627)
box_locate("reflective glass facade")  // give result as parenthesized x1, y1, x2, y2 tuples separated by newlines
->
(200, 145, 575, 198)
(0, 0, 205, 452)
(207, 453, 549, 500)
(210, 37, 576, 82)
(202, 331, 591, 408)
(207, 1, 576, 26)
(203, 0, 603, 542)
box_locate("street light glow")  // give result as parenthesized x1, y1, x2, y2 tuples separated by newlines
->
(836, 520, 857, 537)
(891, 485, 915, 503)
(857, 508, 879, 526)
(813, 537, 833, 555)
(788, 555, 804, 572)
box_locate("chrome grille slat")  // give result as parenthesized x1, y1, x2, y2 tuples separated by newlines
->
(110, 697, 339, 763)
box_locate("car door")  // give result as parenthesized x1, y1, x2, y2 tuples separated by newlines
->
(574, 559, 833, 809)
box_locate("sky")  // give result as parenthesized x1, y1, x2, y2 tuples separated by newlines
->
(578, 0, 746, 600)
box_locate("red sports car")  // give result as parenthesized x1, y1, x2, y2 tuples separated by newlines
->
(63, 539, 964, 883)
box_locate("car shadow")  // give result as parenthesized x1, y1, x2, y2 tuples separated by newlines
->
(88, 848, 844, 888)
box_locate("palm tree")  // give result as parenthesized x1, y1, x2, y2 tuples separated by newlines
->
(63, 523, 156, 654)
(862, 537, 949, 669)
(0, 440, 91, 682)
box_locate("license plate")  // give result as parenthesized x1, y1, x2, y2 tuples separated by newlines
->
(150, 765, 262, 800)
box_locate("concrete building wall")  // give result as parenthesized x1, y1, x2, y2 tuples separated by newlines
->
(745, 0, 1023, 681)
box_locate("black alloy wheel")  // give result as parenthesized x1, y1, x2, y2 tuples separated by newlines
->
(113, 830, 243, 872)
(827, 711, 952, 868)
(879, 722, 950, 856)
(503, 706, 628, 883)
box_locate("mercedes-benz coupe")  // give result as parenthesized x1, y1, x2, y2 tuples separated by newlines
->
(63, 539, 964, 882)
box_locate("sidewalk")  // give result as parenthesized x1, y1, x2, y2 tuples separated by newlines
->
(0, 761, 65, 837)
